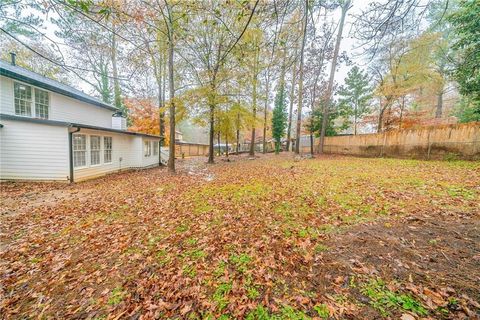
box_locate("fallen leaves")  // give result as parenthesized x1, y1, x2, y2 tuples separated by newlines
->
(0, 154, 479, 319)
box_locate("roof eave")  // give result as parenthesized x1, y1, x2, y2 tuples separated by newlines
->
(0, 114, 163, 139)
(0, 68, 118, 112)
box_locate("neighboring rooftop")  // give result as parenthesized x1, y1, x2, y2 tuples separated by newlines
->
(0, 59, 117, 112)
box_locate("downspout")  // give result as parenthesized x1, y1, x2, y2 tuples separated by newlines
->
(68, 127, 81, 183)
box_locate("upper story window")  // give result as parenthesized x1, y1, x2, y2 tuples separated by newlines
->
(34, 88, 49, 119)
(14, 82, 49, 119)
(14, 82, 32, 116)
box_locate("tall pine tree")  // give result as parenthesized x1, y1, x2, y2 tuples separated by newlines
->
(272, 84, 288, 154)
(338, 66, 372, 135)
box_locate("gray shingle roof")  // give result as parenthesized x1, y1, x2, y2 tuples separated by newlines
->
(0, 60, 117, 111)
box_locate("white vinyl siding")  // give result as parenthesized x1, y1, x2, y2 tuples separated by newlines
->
(1, 76, 113, 127)
(90, 135, 101, 165)
(142, 138, 160, 167)
(14, 82, 32, 116)
(50, 94, 113, 127)
(144, 141, 151, 157)
(153, 141, 159, 155)
(34, 88, 49, 119)
(73, 134, 87, 167)
(104, 136, 112, 163)
(73, 129, 143, 181)
(0, 120, 69, 181)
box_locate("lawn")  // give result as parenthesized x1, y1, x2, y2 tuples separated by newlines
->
(1, 154, 479, 319)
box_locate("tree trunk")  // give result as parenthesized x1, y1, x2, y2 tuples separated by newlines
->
(111, 27, 122, 113)
(208, 103, 215, 163)
(294, 0, 308, 154)
(249, 45, 259, 157)
(225, 134, 229, 158)
(249, 122, 256, 156)
(217, 131, 221, 156)
(309, 132, 313, 155)
(286, 44, 299, 152)
(263, 75, 270, 154)
(353, 103, 357, 135)
(318, 0, 351, 153)
(378, 99, 385, 133)
(435, 90, 443, 118)
(167, 22, 175, 173)
(399, 95, 405, 129)
(236, 113, 240, 154)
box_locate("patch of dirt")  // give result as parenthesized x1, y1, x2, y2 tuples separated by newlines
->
(313, 214, 480, 319)
(0, 182, 94, 216)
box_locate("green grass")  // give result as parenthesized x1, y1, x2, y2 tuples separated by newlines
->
(213, 282, 232, 310)
(245, 285, 260, 299)
(182, 264, 197, 277)
(107, 287, 126, 306)
(245, 305, 311, 320)
(360, 278, 428, 316)
(313, 304, 329, 319)
(229, 253, 252, 273)
(314, 243, 329, 253)
(182, 249, 206, 260)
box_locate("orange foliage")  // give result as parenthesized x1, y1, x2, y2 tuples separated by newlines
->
(125, 98, 173, 145)
(124, 98, 160, 135)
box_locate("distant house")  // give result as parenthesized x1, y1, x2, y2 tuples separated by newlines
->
(0, 57, 163, 182)
(175, 130, 183, 142)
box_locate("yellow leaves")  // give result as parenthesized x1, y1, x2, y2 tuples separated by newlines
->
(377, 32, 445, 105)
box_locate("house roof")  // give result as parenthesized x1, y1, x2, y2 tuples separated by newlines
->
(0, 60, 118, 112)
(0, 114, 162, 139)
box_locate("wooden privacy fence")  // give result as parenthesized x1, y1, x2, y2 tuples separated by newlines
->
(300, 122, 480, 160)
(175, 142, 209, 157)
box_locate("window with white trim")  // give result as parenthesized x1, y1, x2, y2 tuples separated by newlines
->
(153, 141, 159, 155)
(34, 88, 49, 119)
(90, 135, 101, 165)
(14, 82, 32, 116)
(104, 137, 112, 163)
(73, 134, 87, 167)
(144, 141, 151, 157)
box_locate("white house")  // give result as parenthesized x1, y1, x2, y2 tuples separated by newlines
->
(0, 57, 164, 182)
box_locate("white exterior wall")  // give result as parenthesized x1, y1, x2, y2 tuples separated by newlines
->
(0, 120, 69, 181)
(72, 129, 160, 182)
(0, 76, 113, 127)
(142, 138, 161, 167)
(0, 76, 161, 182)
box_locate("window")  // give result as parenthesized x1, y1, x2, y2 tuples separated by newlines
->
(73, 134, 87, 167)
(34, 88, 49, 119)
(14, 82, 32, 116)
(153, 141, 159, 155)
(90, 135, 101, 165)
(104, 137, 112, 163)
(144, 141, 151, 157)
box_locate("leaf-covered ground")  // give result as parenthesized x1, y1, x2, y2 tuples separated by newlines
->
(1, 154, 479, 320)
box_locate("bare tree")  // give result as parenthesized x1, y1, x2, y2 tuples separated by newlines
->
(318, 0, 351, 154)
(294, 0, 309, 154)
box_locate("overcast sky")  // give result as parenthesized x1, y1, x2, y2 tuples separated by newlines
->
(18, 1, 371, 98)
